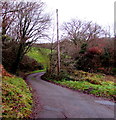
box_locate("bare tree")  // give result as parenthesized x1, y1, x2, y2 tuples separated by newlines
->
(1, 1, 51, 73)
(85, 22, 106, 41)
(62, 18, 106, 47)
(1, 1, 16, 43)
(0, 1, 29, 43)
(62, 19, 84, 46)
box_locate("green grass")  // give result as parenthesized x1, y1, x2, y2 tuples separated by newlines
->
(54, 80, 115, 98)
(27, 47, 50, 71)
(2, 76, 32, 118)
(28, 69, 45, 74)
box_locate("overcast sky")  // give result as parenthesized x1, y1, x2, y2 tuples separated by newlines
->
(42, 0, 115, 35)
(42, 0, 114, 26)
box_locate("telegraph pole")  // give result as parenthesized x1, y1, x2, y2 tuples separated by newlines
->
(56, 9, 60, 75)
(114, 2, 116, 68)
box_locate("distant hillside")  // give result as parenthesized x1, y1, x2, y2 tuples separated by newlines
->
(27, 47, 51, 70)
(32, 37, 114, 56)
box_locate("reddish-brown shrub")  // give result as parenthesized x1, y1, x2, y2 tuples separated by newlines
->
(88, 46, 103, 54)
(0, 64, 13, 77)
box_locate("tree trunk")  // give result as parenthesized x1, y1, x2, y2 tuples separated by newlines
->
(11, 43, 24, 74)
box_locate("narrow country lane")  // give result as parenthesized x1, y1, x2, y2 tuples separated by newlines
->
(26, 72, 115, 118)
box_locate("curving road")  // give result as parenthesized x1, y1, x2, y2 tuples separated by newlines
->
(26, 72, 115, 118)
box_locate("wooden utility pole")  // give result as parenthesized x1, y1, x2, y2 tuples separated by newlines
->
(56, 9, 60, 75)
(114, 2, 116, 68)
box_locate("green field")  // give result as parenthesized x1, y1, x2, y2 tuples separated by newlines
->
(2, 76, 32, 118)
(27, 47, 51, 71)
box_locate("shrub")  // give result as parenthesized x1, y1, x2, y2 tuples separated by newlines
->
(75, 46, 104, 73)
(111, 68, 116, 75)
(2, 45, 18, 73)
(79, 43, 87, 54)
(19, 55, 43, 72)
(2, 43, 43, 73)
(75, 54, 96, 72)
(88, 46, 102, 55)
(97, 67, 106, 73)
(42, 69, 70, 81)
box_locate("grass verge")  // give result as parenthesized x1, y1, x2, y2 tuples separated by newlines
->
(2, 76, 32, 118)
(27, 69, 45, 74)
(54, 79, 115, 100)
(43, 70, 116, 100)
